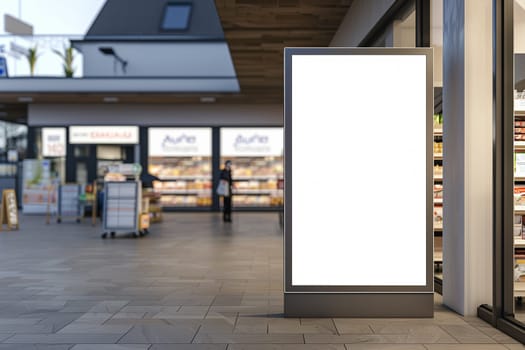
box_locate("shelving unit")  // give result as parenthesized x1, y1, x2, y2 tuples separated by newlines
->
(433, 118, 444, 236)
(514, 110, 525, 288)
(149, 156, 212, 208)
(222, 156, 283, 208)
(433, 89, 444, 294)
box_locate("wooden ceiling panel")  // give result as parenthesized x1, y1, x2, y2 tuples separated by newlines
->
(216, 0, 353, 104)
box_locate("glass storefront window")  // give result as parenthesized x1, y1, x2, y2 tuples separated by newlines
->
(431, 0, 444, 288)
(220, 128, 283, 208)
(148, 128, 212, 208)
(514, 0, 525, 327)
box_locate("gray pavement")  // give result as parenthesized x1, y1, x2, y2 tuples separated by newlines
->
(0, 212, 519, 349)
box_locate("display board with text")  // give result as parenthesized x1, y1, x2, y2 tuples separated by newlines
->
(0, 189, 18, 230)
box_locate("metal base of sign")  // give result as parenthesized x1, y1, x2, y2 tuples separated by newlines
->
(284, 293, 434, 318)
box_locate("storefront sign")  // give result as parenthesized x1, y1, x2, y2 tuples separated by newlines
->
(42, 128, 66, 157)
(69, 126, 139, 144)
(149, 128, 211, 156)
(221, 128, 283, 157)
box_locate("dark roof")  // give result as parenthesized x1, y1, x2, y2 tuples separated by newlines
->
(83, 0, 224, 41)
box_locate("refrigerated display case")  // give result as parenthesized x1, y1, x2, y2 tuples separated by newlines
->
(148, 128, 212, 208)
(220, 128, 283, 209)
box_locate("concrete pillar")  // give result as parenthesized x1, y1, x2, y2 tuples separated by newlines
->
(443, 0, 493, 315)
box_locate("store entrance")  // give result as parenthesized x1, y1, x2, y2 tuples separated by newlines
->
(71, 144, 135, 184)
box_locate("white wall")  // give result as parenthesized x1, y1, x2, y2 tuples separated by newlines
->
(443, 0, 493, 316)
(330, 0, 396, 47)
(28, 104, 283, 127)
(75, 42, 236, 77)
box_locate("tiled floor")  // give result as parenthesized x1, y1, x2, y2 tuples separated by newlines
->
(0, 212, 521, 349)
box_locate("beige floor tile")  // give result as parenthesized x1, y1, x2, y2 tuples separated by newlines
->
(193, 333, 304, 344)
(333, 320, 374, 335)
(71, 345, 149, 350)
(476, 326, 520, 344)
(346, 345, 426, 350)
(266, 318, 337, 334)
(370, 325, 448, 335)
(441, 325, 497, 343)
(424, 345, 510, 350)
(305, 334, 392, 344)
(150, 345, 227, 350)
(235, 317, 270, 334)
(228, 345, 345, 350)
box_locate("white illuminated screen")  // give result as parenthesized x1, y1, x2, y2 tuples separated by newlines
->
(291, 54, 427, 286)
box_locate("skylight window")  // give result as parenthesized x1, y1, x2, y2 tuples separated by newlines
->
(162, 4, 192, 30)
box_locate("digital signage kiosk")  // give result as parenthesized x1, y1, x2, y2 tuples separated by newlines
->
(284, 48, 433, 317)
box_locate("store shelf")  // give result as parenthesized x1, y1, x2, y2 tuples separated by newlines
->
(157, 175, 212, 180)
(156, 189, 211, 195)
(233, 189, 283, 195)
(160, 204, 211, 208)
(434, 198, 443, 204)
(434, 226, 443, 232)
(434, 129, 443, 136)
(434, 154, 443, 160)
(434, 176, 443, 181)
(515, 142, 525, 150)
(233, 175, 280, 180)
(515, 239, 525, 248)
(232, 206, 283, 212)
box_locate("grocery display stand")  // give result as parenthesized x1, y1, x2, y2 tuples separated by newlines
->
(100, 163, 149, 239)
(102, 181, 146, 238)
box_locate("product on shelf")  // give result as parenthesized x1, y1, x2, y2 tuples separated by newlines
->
(222, 156, 283, 207)
(433, 114, 443, 130)
(433, 142, 443, 154)
(434, 184, 443, 200)
(149, 156, 211, 178)
(270, 196, 284, 206)
(515, 186, 525, 211)
(515, 118, 525, 141)
(433, 206, 443, 228)
(149, 156, 212, 207)
(434, 165, 443, 177)
(516, 153, 525, 177)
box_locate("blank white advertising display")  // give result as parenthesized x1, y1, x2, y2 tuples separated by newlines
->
(290, 53, 428, 287)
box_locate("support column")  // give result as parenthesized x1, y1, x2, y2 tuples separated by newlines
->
(443, 0, 493, 315)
